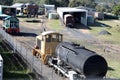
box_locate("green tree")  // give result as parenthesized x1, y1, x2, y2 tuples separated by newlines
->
(113, 5, 120, 16)
(69, 0, 81, 7)
(0, 0, 13, 5)
(96, 4, 109, 12)
(69, 0, 96, 8)
(44, 0, 56, 4)
(13, 0, 40, 5)
(43, 0, 69, 7)
(13, 0, 29, 3)
(57, 0, 69, 7)
(83, 0, 96, 8)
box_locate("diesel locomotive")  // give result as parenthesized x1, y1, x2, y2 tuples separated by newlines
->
(2, 16, 20, 34)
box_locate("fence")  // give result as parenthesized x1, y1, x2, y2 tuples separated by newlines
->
(0, 28, 67, 80)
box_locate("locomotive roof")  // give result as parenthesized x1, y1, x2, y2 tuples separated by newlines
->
(37, 31, 62, 39)
(64, 14, 73, 18)
(4, 16, 19, 21)
(41, 31, 62, 36)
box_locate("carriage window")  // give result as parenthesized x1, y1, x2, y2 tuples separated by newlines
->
(42, 36, 44, 41)
(59, 35, 62, 42)
(46, 35, 51, 42)
(56, 35, 61, 42)
(10, 22, 17, 28)
(45, 34, 62, 42)
(5, 20, 9, 27)
(37, 38, 41, 49)
(52, 34, 57, 42)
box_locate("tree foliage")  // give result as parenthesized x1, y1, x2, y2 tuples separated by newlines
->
(57, 0, 69, 7)
(95, 0, 117, 13)
(96, 4, 111, 12)
(96, 0, 120, 4)
(0, 0, 13, 5)
(69, 0, 96, 8)
(69, 0, 81, 7)
(13, 0, 41, 4)
(112, 5, 120, 16)
(43, 0, 69, 7)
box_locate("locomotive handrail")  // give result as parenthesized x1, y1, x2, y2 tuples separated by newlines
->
(62, 45, 78, 55)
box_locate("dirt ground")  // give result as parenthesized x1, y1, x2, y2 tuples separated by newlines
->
(0, 16, 120, 79)
(79, 29, 90, 34)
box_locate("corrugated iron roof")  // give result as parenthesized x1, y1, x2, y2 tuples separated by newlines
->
(41, 31, 62, 36)
(57, 7, 87, 12)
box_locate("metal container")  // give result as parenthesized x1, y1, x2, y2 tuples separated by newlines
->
(48, 13, 58, 19)
(56, 42, 108, 78)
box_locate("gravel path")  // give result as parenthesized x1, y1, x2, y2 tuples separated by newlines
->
(58, 27, 97, 43)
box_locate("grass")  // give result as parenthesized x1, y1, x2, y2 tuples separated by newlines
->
(106, 59, 120, 78)
(88, 20, 120, 79)
(18, 16, 64, 31)
(84, 43, 120, 79)
(67, 38, 120, 79)
(47, 19, 64, 31)
(66, 18, 120, 79)
(0, 40, 36, 80)
(90, 20, 120, 45)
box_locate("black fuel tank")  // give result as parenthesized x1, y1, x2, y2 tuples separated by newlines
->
(56, 42, 108, 78)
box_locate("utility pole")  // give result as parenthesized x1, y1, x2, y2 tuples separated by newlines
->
(40, 15, 47, 33)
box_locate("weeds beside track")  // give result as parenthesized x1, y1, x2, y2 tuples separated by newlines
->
(0, 39, 36, 80)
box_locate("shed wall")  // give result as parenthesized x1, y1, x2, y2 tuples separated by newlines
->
(57, 8, 87, 26)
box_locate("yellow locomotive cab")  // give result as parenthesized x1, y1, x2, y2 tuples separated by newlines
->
(32, 31, 63, 64)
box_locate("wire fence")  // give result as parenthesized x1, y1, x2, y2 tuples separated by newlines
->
(0, 28, 67, 80)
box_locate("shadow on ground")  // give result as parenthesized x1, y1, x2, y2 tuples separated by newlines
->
(67, 23, 91, 30)
(13, 32, 37, 37)
(108, 66, 115, 71)
(90, 21, 112, 28)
